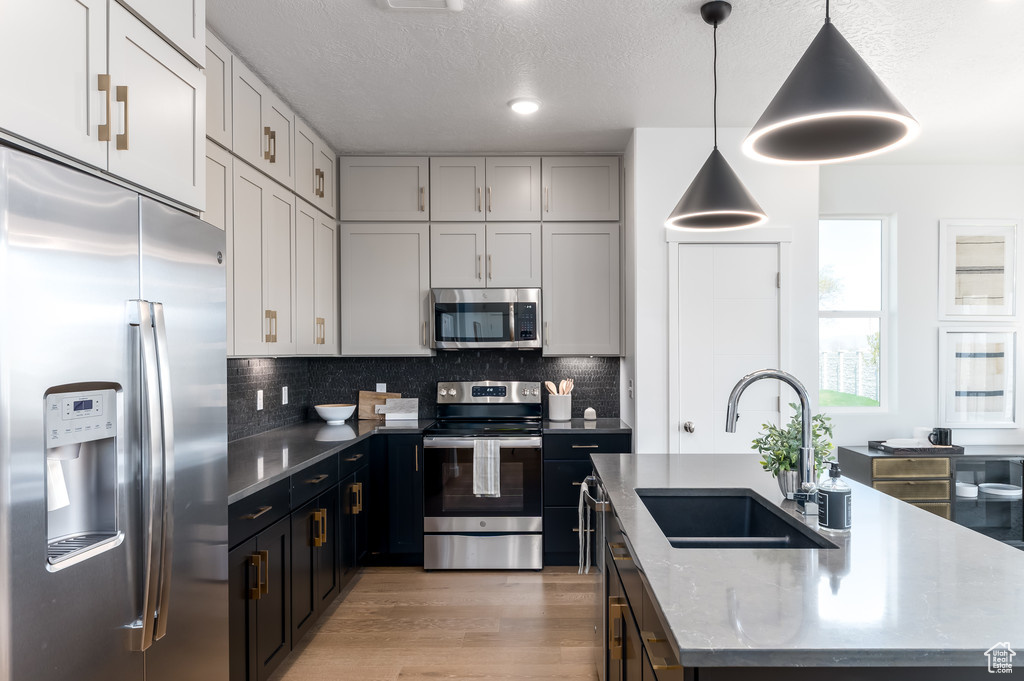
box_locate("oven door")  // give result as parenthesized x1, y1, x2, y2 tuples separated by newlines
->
(431, 289, 516, 349)
(422, 437, 543, 530)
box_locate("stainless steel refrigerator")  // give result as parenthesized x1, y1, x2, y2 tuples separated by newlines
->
(0, 148, 228, 681)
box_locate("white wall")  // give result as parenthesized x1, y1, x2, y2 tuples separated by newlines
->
(820, 164, 1024, 446)
(619, 132, 637, 434)
(624, 127, 819, 453)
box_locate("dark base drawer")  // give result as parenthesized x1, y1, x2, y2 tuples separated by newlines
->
(543, 432, 632, 460)
(228, 478, 290, 549)
(544, 506, 595, 564)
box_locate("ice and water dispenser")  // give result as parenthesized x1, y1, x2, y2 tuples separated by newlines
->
(44, 384, 122, 569)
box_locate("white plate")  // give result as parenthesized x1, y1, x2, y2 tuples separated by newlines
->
(978, 483, 1023, 498)
(956, 482, 979, 498)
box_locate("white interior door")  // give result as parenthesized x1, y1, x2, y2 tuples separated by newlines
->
(677, 243, 781, 453)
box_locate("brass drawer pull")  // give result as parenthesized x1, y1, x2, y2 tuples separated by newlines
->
(306, 473, 329, 485)
(642, 630, 666, 643)
(608, 596, 626, 660)
(248, 553, 262, 600)
(115, 85, 130, 150)
(572, 444, 600, 449)
(98, 74, 112, 141)
(345, 453, 364, 462)
(312, 509, 324, 547)
(651, 658, 683, 671)
(242, 505, 272, 520)
(258, 550, 269, 595)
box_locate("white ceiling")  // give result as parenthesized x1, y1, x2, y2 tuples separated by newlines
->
(208, 0, 1024, 164)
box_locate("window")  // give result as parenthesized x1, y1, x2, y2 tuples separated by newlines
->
(818, 218, 888, 409)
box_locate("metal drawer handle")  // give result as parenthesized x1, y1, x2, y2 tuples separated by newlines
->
(98, 74, 112, 141)
(572, 445, 600, 449)
(608, 596, 626, 660)
(312, 509, 324, 547)
(306, 473, 329, 485)
(115, 85, 130, 150)
(345, 453, 364, 462)
(477, 186, 482, 212)
(642, 630, 666, 644)
(247, 553, 262, 600)
(258, 550, 269, 595)
(609, 542, 632, 561)
(651, 658, 683, 671)
(242, 505, 272, 520)
(572, 528, 594, 533)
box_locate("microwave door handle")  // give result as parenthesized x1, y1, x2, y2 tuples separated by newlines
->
(151, 302, 175, 641)
(130, 300, 163, 652)
(509, 303, 516, 343)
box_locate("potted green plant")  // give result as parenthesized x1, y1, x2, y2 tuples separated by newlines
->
(751, 404, 835, 498)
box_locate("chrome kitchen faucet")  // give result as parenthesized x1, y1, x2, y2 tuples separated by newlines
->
(725, 369, 818, 516)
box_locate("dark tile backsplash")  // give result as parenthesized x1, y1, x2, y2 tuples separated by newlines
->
(228, 352, 620, 441)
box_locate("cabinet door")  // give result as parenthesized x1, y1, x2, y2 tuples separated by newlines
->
(315, 214, 339, 354)
(387, 435, 424, 555)
(430, 157, 485, 221)
(295, 121, 319, 207)
(228, 539, 258, 681)
(542, 223, 620, 356)
(316, 142, 337, 218)
(294, 201, 319, 355)
(231, 163, 268, 356)
(255, 517, 291, 681)
(108, 2, 205, 209)
(263, 182, 296, 354)
(290, 497, 318, 642)
(430, 223, 486, 288)
(315, 484, 342, 609)
(206, 31, 233, 148)
(485, 157, 541, 221)
(0, 0, 108, 169)
(204, 141, 232, 231)
(232, 58, 287, 181)
(262, 93, 294, 189)
(353, 465, 370, 565)
(340, 224, 431, 356)
(542, 157, 619, 221)
(339, 157, 429, 221)
(340, 472, 358, 588)
(486, 223, 541, 288)
(116, 0, 205, 65)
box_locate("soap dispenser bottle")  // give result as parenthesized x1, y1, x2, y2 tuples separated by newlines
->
(818, 462, 851, 532)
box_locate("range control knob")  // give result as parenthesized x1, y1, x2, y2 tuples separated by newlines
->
(531, 388, 539, 396)
(439, 388, 448, 396)
(522, 389, 529, 396)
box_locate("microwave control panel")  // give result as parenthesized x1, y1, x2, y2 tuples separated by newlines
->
(515, 302, 537, 340)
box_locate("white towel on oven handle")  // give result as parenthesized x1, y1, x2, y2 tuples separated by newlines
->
(578, 479, 591, 574)
(472, 439, 501, 497)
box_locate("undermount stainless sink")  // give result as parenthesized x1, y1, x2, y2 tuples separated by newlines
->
(636, 488, 837, 550)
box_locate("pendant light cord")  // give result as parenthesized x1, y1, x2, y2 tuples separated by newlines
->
(825, 0, 830, 23)
(713, 21, 718, 149)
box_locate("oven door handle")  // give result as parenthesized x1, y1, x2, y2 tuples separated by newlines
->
(422, 437, 542, 449)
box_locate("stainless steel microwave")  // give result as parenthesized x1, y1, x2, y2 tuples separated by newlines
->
(430, 288, 541, 350)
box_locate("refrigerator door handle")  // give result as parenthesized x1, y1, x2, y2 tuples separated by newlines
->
(130, 300, 164, 652)
(151, 302, 175, 641)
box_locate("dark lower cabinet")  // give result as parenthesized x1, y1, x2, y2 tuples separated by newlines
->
(368, 434, 423, 562)
(340, 467, 370, 590)
(228, 516, 292, 681)
(291, 484, 341, 643)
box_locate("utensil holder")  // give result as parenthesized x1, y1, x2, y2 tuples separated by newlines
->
(548, 394, 571, 422)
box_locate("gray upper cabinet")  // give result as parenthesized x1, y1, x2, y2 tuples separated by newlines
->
(430, 223, 541, 289)
(485, 157, 541, 221)
(205, 31, 232, 149)
(295, 120, 337, 218)
(485, 224, 541, 288)
(232, 56, 295, 190)
(430, 224, 485, 288)
(340, 157, 429, 221)
(542, 223, 620, 356)
(541, 156, 620, 222)
(429, 157, 486, 222)
(117, 0, 206, 66)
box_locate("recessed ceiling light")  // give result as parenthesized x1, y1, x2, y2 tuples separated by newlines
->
(508, 98, 541, 115)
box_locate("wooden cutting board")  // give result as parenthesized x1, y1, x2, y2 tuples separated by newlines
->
(358, 390, 401, 420)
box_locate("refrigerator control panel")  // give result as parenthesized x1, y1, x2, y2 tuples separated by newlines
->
(46, 388, 117, 448)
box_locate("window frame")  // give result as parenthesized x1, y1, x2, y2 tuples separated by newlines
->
(818, 214, 892, 413)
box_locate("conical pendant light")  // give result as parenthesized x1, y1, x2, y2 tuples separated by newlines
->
(666, 2, 766, 232)
(742, 0, 919, 164)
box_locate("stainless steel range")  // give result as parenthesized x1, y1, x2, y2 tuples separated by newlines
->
(422, 380, 544, 570)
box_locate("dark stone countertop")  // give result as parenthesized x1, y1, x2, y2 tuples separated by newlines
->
(591, 452, 1024, 669)
(227, 419, 432, 504)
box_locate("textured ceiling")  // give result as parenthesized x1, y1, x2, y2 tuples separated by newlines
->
(208, 0, 1024, 163)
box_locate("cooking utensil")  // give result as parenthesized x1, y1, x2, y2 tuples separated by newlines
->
(559, 379, 568, 395)
(566, 378, 574, 394)
(545, 380, 558, 395)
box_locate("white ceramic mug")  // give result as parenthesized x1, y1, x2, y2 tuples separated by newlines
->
(548, 394, 571, 422)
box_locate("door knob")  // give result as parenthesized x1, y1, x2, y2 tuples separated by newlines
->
(683, 421, 695, 433)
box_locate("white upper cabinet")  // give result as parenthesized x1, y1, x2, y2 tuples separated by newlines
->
(231, 162, 296, 356)
(485, 157, 541, 221)
(341, 224, 431, 356)
(295, 201, 338, 355)
(339, 157, 429, 221)
(0, 0, 108, 169)
(430, 224, 485, 288)
(296, 120, 337, 218)
(116, 0, 205, 66)
(430, 157, 485, 222)
(107, 3, 204, 209)
(203, 141, 232, 231)
(0, 0, 204, 209)
(541, 157, 619, 222)
(486, 223, 541, 288)
(542, 223, 620, 356)
(205, 31, 232, 149)
(232, 57, 295, 190)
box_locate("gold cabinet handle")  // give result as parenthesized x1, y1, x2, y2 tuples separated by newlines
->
(265, 310, 277, 343)
(356, 482, 363, 514)
(248, 553, 262, 600)
(608, 596, 626, 660)
(242, 505, 273, 520)
(422, 320, 428, 347)
(572, 444, 600, 449)
(344, 452, 364, 462)
(312, 510, 323, 547)
(316, 317, 326, 345)
(98, 74, 112, 141)
(115, 85, 130, 151)
(642, 631, 666, 644)
(419, 186, 425, 212)
(486, 186, 492, 213)
(269, 129, 277, 163)
(306, 473, 329, 485)
(414, 445, 419, 472)
(487, 254, 493, 280)
(544, 186, 549, 212)
(476, 186, 482, 212)
(477, 255, 482, 280)
(258, 550, 270, 595)
(263, 126, 272, 161)
(609, 542, 632, 561)
(544, 321, 549, 346)
(651, 659, 683, 671)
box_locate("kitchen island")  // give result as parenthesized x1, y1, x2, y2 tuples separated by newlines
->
(591, 452, 1024, 680)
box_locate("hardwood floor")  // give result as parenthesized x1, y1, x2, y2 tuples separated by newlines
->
(271, 567, 601, 681)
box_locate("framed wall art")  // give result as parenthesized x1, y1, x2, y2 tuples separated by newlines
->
(938, 327, 1018, 428)
(938, 219, 1018, 320)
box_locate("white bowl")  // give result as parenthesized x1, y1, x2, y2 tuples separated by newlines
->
(314, 404, 355, 425)
(956, 482, 979, 498)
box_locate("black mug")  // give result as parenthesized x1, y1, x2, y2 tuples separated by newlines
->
(929, 428, 952, 446)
